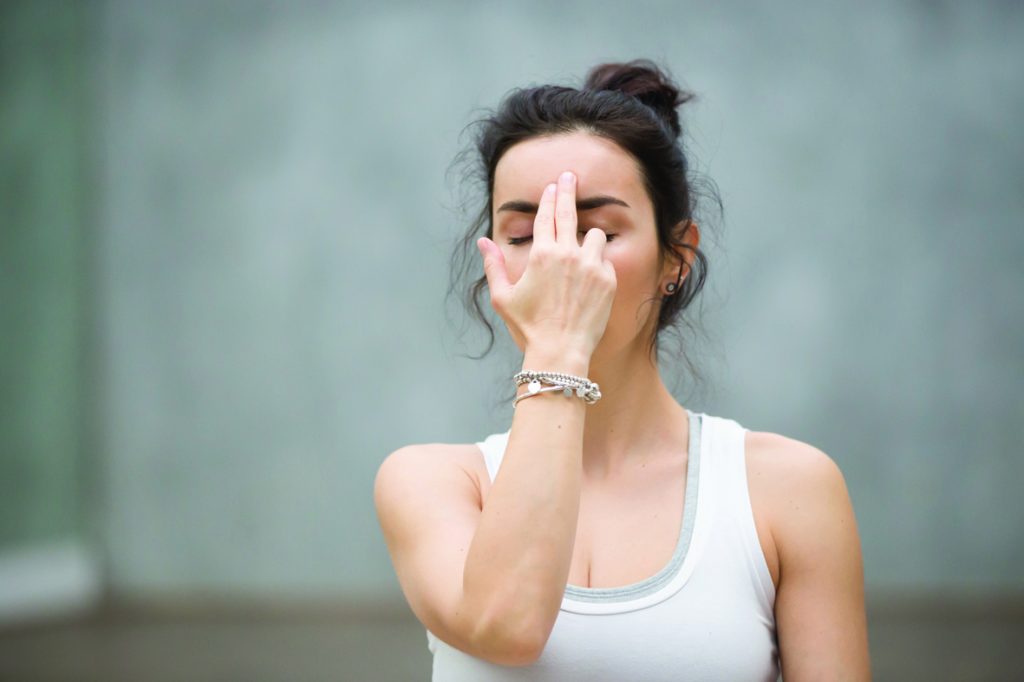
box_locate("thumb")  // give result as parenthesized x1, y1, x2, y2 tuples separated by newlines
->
(477, 237, 511, 297)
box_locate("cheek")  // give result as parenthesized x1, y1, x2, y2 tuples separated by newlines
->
(605, 251, 647, 289)
(606, 252, 663, 319)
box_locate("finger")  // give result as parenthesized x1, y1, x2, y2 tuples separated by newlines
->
(477, 237, 511, 303)
(532, 183, 557, 245)
(580, 226, 608, 264)
(554, 170, 578, 247)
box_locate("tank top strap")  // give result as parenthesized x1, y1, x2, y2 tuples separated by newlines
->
(703, 414, 777, 609)
(704, 414, 750, 506)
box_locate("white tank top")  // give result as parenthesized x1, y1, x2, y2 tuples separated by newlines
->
(426, 410, 780, 681)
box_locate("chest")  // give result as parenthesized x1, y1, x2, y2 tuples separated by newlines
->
(567, 468, 688, 588)
(471, 437, 781, 592)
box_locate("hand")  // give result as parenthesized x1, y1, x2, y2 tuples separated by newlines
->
(476, 170, 617, 358)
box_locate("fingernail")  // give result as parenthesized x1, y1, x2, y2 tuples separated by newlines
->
(545, 183, 557, 195)
(560, 171, 575, 184)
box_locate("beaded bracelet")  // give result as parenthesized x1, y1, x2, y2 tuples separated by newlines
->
(512, 370, 602, 408)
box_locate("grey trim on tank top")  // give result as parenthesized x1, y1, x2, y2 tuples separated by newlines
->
(562, 409, 702, 603)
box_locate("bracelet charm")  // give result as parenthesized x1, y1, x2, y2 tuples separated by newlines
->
(512, 370, 602, 408)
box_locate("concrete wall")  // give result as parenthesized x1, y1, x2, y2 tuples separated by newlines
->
(3, 0, 1021, 606)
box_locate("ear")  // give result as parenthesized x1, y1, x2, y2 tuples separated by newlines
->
(661, 219, 700, 283)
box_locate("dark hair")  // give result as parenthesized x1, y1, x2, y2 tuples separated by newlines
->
(445, 59, 722, 405)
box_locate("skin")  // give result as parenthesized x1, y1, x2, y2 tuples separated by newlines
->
(490, 131, 694, 480)
(487, 130, 872, 679)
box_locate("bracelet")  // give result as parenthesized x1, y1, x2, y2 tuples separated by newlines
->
(511, 370, 602, 408)
(512, 384, 572, 408)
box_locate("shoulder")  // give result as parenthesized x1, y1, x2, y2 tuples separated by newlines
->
(378, 441, 484, 467)
(374, 442, 489, 506)
(743, 429, 870, 675)
(743, 428, 857, 567)
(744, 429, 846, 493)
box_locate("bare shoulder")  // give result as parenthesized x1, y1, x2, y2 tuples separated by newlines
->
(744, 430, 870, 677)
(744, 429, 858, 572)
(744, 429, 849, 519)
(375, 441, 489, 507)
(745, 430, 845, 489)
(372, 441, 498, 660)
(377, 441, 486, 469)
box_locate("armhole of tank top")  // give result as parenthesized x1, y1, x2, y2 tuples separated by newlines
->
(736, 424, 777, 610)
(471, 440, 487, 477)
(425, 627, 437, 654)
(473, 431, 507, 484)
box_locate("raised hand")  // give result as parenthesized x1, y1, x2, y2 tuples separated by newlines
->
(476, 170, 617, 360)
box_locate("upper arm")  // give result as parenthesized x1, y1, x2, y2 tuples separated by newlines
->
(373, 444, 486, 657)
(766, 436, 872, 681)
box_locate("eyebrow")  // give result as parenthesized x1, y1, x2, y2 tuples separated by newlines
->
(496, 194, 631, 214)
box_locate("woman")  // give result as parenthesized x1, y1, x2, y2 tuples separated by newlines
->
(374, 59, 871, 680)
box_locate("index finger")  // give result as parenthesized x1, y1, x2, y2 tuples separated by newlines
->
(554, 170, 578, 247)
(532, 182, 557, 245)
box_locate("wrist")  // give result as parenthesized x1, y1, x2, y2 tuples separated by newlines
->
(522, 346, 591, 377)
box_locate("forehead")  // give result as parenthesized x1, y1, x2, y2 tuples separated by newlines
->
(492, 131, 646, 207)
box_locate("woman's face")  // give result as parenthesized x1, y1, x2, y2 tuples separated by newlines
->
(490, 131, 686, 359)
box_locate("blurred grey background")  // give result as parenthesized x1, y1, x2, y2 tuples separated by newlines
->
(2, 0, 1022, 680)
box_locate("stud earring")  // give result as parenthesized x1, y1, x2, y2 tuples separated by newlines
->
(664, 262, 685, 297)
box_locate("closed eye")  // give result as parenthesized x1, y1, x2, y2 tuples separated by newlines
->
(508, 230, 617, 245)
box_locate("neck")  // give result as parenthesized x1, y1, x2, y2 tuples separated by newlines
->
(578, 341, 689, 481)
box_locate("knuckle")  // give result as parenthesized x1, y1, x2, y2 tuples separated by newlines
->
(583, 267, 604, 285)
(531, 244, 555, 262)
(551, 246, 574, 263)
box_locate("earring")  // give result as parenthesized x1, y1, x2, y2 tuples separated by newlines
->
(664, 261, 686, 296)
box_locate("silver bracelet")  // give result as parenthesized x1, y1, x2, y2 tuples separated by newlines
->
(512, 384, 572, 408)
(512, 370, 602, 407)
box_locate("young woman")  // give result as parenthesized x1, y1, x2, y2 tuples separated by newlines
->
(374, 59, 871, 681)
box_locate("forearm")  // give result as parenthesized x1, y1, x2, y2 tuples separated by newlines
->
(463, 344, 590, 658)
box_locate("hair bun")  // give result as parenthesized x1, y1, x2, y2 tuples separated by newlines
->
(582, 59, 694, 138)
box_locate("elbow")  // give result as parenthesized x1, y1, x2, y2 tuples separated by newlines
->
(505, 622, 547, 666)
(461, 579, 553, 666)
(469, 614, 547, 666)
